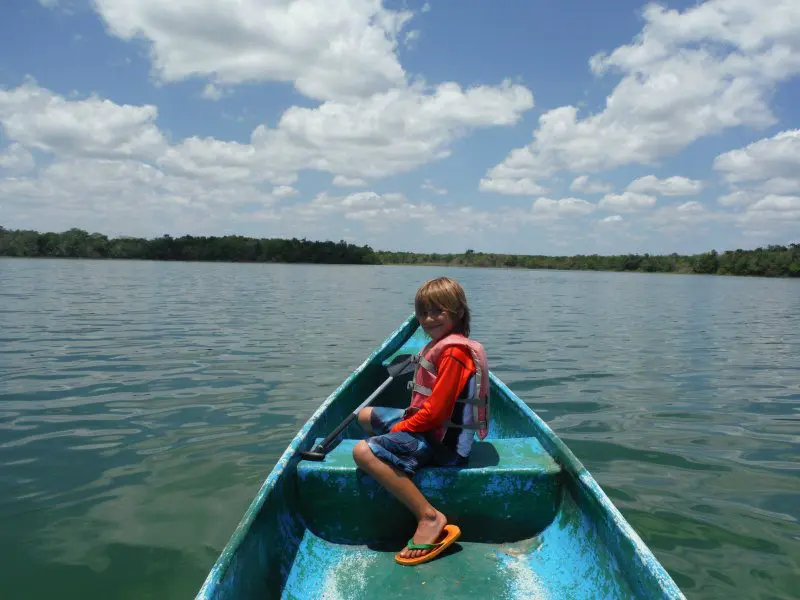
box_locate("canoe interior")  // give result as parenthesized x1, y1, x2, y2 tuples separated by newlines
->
(197, 316, 683, 599)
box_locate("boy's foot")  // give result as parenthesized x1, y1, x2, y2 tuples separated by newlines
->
(397, 509, 447, 560)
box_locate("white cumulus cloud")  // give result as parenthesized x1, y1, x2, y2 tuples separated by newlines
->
(599, 192, 657, 212)
(717, 190, 757, 207)
(91, 0, 413, 102)
(713, 129, 800, 184)
(676, 200, 704, 212)
(0, 80, 531, 187)
(627, 175, 703, 196)
(750, 195, 800, 213)
(481, 0, 800, 194)
(0, 81, 166, 161)
(13, 1, 799, 253)
(157, 137, 263, 183)
(332, 175, 368, 188)
(421, 179, 447, 195)
(0, 156, 280, 236)
(0, 143, 35, 173)
(532, 197, 596, 217)
(201, 83, 227, 101)
(308, 190, 412, 221)
(644, 200, 721, 235)
(479, 176, 547, 196)
(294, 190, 490, 235)
(252, 80, 533, 179)
(272, 185, 298, 197)
(713, 129, 800, 241)
(570, 175, 612, 194)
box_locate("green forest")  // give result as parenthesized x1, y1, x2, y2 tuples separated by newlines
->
(0, 226, 379, 265)
(1, 226, 798, 277)
(375, 246, 800, 277)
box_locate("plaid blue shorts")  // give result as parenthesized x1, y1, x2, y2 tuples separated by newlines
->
(365, 407, 466, 477)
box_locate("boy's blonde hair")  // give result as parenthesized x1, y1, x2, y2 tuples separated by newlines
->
(414, 277, 471, 337)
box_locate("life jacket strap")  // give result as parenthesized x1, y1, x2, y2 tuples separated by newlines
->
(407, 380, 432, 396)
(444, 420, 487, 430)
(455, 396, 487, 407)
(411, 353, 437, 375)
(408, 373, 486, 405)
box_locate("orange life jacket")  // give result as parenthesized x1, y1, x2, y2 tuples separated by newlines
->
(408, 333, 490, 443)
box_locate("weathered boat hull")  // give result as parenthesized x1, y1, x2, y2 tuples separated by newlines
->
(196, 315, 684, 599)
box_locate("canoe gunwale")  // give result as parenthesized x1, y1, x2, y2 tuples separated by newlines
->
(196, 312, 685, 599)
(491, 374, 686, 599)
(195, 315, 419, 598)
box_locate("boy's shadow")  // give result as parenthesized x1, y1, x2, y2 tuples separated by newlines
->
(460, 441, 500, 468)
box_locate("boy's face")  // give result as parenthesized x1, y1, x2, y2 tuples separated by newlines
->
(417, 306, 457, 342)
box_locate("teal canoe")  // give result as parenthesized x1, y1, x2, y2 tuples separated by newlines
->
(196, 315, 685, 599)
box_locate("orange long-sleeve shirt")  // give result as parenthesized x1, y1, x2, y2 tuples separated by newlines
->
(390, 346, 476, 434)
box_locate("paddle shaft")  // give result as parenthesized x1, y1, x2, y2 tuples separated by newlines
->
(310, 375, 395, 454)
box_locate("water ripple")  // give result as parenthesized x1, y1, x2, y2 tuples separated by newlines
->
(0, 260, 798, 599)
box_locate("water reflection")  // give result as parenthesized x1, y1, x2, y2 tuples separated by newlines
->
(0, 260, 798, 599)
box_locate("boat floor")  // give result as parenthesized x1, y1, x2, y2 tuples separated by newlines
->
(281, 493, 637, 600)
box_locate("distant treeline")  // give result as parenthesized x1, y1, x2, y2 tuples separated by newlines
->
(1, 226, 798, 277)
(0, 227, 380, 265)
(376, 247, 800, 278)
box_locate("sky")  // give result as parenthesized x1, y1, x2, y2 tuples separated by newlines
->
(0, 0, 798, 255)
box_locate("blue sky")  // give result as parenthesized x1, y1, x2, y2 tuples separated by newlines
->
(1, 0, 798, 255)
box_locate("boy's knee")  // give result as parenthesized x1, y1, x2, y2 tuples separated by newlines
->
(357, 407, 372, 430)
(352, 440, 373, 465)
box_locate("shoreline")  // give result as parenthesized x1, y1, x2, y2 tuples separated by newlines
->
(2, 227, 798, 278)
(1, 254, 797, 279)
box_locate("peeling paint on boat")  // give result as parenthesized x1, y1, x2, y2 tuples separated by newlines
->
(196, 314, 685, 599)
(499, 551, 549, 599)
(281, 532, 378, 599)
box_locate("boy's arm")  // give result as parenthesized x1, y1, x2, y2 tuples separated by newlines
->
(390, 346, 475, 434)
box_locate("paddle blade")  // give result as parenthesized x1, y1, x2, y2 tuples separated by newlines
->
(385, 354, 415, 377)
(299, 450, 326, 461)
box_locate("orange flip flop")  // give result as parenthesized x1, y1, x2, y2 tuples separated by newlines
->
(395, 524, 461, 566)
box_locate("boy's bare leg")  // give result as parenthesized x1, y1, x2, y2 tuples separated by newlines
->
(357, 407, 374, 435)
(352, 440, 447, 559)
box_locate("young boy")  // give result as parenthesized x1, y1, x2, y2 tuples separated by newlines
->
(352, 277, 490, 565)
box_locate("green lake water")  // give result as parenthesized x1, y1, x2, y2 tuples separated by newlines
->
(1, 258, 798, 599)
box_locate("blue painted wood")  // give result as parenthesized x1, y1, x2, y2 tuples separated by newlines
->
(297, 437, 563, 544)
(195, 314, 685, 599)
